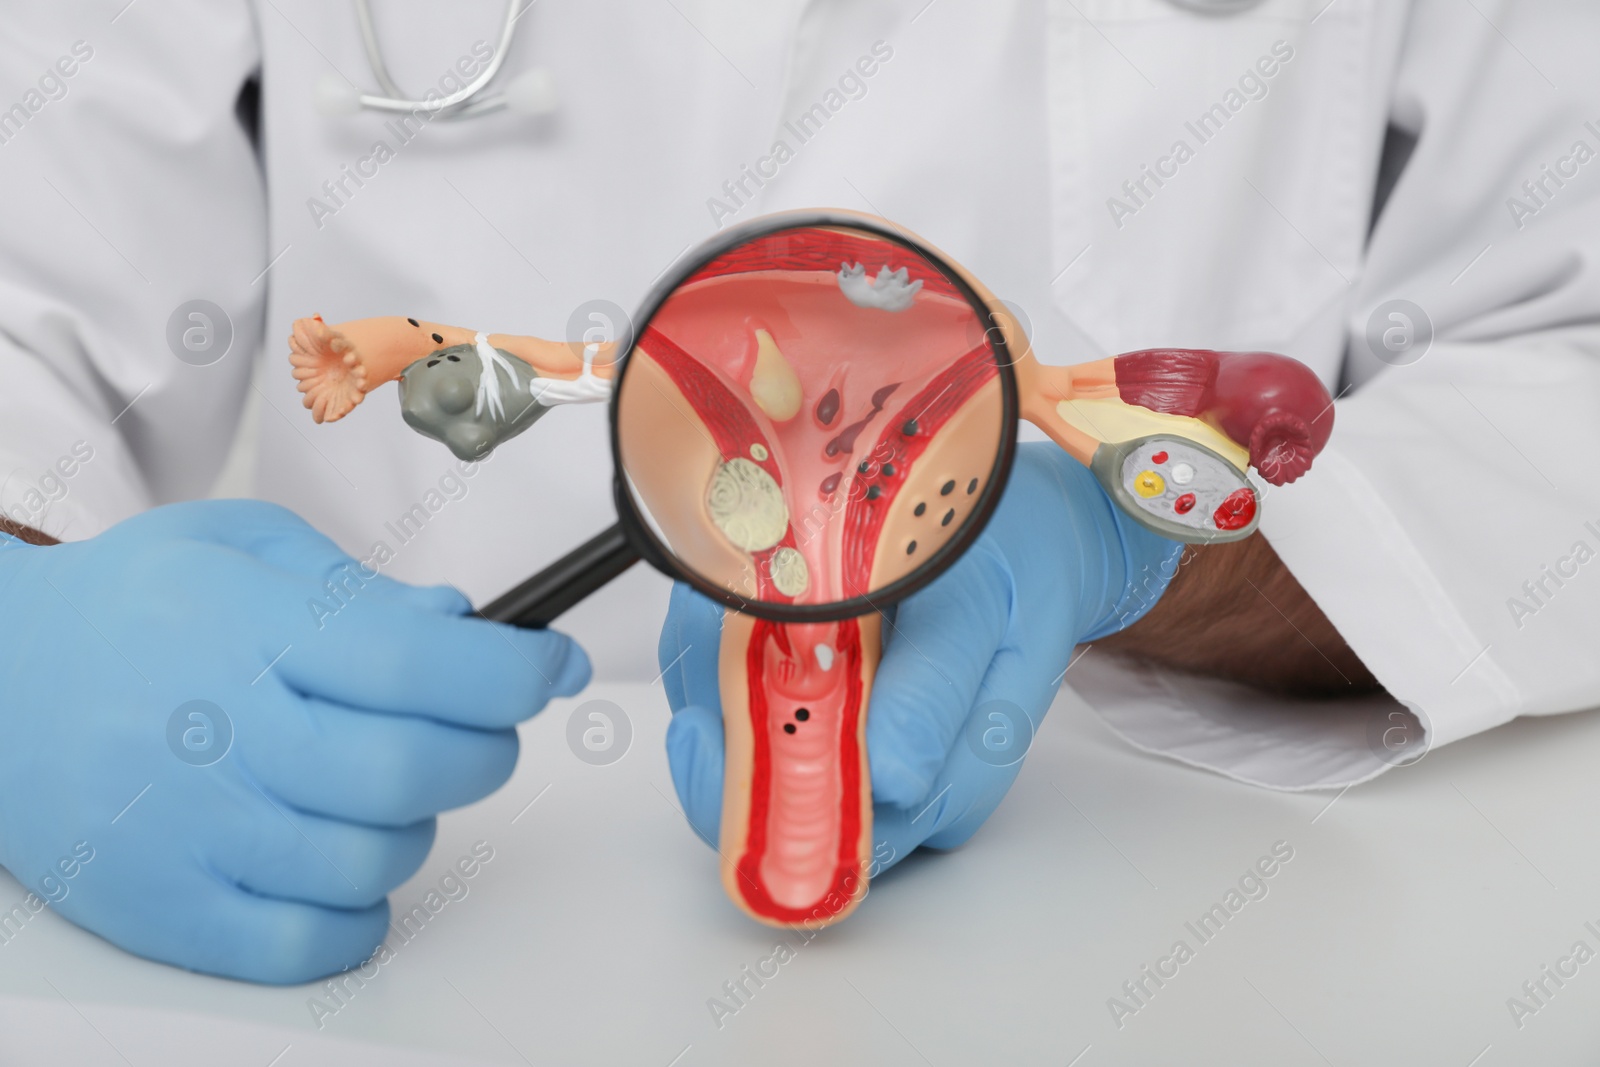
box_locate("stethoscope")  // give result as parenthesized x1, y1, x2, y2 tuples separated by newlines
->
(316, 0, 1266, 122)
(316, 0, 557, 120)
(1164, 0, 1269, 11)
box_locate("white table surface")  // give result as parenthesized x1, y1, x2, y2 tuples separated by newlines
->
(3, 678, 1599, 1066)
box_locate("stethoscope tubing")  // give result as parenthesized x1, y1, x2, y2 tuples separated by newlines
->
(338, 0, 1265, 122)
(349, 0, 521, 118)
(1161, 0, 1269, 13)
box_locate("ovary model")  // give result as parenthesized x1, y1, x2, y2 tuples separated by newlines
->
(288, 219, 1333, 929)
(288, 314, 617, 461)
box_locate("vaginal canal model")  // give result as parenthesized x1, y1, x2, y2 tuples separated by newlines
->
(287, 211, 1333, 927)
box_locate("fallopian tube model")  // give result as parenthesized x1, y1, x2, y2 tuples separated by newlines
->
(287, 214, 1333, 928)
(288, 315, 617, 460)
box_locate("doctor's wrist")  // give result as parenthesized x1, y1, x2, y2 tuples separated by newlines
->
(0, 518, 56, 547)
(1096, 533, 1378, 697)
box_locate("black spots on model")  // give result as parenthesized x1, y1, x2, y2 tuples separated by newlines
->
(906, 540, 917, 555)
(909, 474, 980, 532)
(407, 317, 419, 327)
(432, 333, 444, 344)
(866, 485, 881, 500)
(901, 418, 919, 437)
(447, 354, 460, 362)
(783, 707, 812, 737)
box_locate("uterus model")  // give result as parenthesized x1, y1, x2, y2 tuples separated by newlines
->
(288, 216, 1332, 929)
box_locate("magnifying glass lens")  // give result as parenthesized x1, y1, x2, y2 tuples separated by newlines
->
(615, 221, 1016, 621)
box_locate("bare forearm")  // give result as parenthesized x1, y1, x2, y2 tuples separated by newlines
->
(1097, 534, 1379, 697)
(0, 518, 57, 546)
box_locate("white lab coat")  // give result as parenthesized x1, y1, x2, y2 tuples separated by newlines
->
(2, 0, 1597, 788)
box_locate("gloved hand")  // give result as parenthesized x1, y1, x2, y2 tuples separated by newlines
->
(0, 500, 588, 984)
(659, 441, 1181, 874)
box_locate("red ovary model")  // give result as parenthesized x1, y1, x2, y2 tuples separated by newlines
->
(286, 212, 1334, 928)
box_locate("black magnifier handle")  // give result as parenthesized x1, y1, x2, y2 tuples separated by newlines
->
(478, 523, 640, 629)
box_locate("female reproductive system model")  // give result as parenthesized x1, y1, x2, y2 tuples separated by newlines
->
(288, 222, 1332, 929)
(288, 315, 615, 460)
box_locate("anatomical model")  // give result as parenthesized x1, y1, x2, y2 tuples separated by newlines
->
(289, 315, 616, 460)
(288, 213, 1332, 929)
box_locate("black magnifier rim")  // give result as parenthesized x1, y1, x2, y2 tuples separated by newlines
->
(607, 209, 1020, 624)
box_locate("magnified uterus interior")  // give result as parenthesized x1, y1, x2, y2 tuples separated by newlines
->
(617, 230, 1005, 927)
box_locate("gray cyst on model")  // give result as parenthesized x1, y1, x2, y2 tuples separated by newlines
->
(398, 343, 549, 461)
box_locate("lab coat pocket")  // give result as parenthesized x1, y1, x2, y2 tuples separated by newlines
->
(1044, 0, 1379, 354)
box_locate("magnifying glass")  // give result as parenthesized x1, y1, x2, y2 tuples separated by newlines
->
(479, 211, 1017, 627)
(479, 211, 1019, 926)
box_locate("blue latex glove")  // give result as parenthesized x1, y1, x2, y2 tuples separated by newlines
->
(659, 441, 1181, 874)
(0, 500, 588, 984)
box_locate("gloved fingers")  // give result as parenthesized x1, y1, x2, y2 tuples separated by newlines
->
(914, 648, 1046, 851)
(664, 704, 724, 848)
(865, 543, 1011, 808)
(139, 499, 466, 614)
(275, 597, 591, 728)
(864, 737, 1026, 871)
(47, 823, 391, 984)
(659, 583, 725, 715)
(917, 753, 1026, 851)
(659, 695, 1008, 873)
(157, 887, 391, 986)
(239, 695, 520, 827)
(209, 795, 436, 910)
